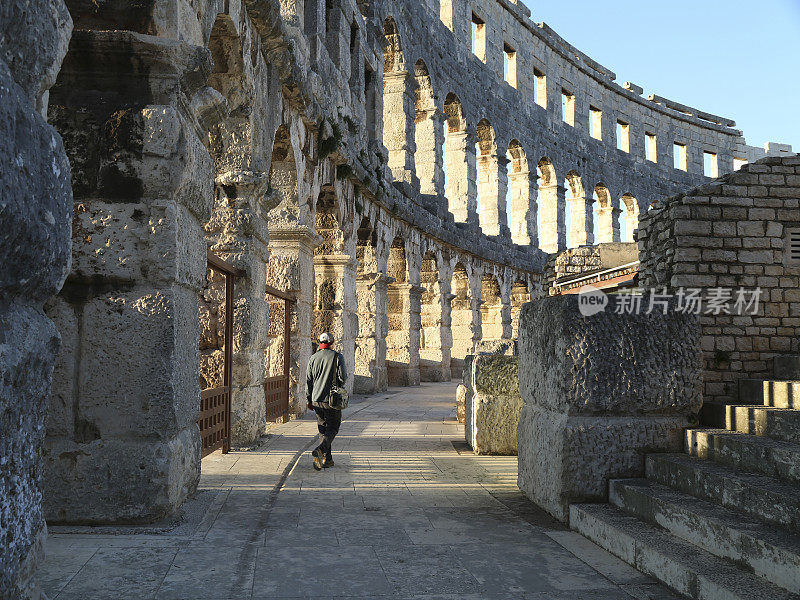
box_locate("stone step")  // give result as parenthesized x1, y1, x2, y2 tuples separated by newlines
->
(570, 503, 798, 600)
(726, 405, 800, 444)
(609, 478, 800, 593)
(685, 428, 800, 484)
(738, 378, 800, 408)
(646, 453, 800, 532)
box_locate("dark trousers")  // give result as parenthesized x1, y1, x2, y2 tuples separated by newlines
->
(314, 406, 342, 457)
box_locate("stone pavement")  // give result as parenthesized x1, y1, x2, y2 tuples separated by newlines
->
(40, 382, 679, 600)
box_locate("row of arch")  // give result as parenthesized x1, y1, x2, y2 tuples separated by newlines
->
(384, 16, 641, 252)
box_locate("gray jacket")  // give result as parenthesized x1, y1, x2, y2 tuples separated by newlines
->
(306, 348, 347, 407)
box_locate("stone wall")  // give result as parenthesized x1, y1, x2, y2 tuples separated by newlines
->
(542, 242, 638, 294)
(0, 0, 72, 597)
(463, 355, 522, 455)
(517, 295, 701, 522)
(638, 155, 800, 410)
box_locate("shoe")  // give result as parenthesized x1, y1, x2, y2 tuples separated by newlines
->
(312, 448, 324, 471)
(323, 456, 334, 468)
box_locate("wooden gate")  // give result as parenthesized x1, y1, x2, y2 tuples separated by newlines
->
(264, 283, 293, 423)
(199, 250, 242, 458)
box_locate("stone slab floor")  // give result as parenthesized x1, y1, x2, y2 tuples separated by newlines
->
(40, 382, 680, 600)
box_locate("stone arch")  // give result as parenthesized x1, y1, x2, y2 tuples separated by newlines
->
(386, 236, 420, 385)
(620, 193, 639, 242)
(594, 183, 619, 243)
(414, 59, 444, 198)
(507, 140, 534, 245)
(565, 170, 591, 248)
(383, 17, 417, 186)
(510, 279, 530, 339)
(443, 92, 476, 225)
(450, 262, 474, 378)
(475, 119, 507, 236)
(419, 250, 449, 381)
(354, 216, 387, 393)
(537, 157, 564, 252)
(480, 273, 503, 341)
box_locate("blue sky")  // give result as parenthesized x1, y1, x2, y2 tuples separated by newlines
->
(531, 0, 800, 150)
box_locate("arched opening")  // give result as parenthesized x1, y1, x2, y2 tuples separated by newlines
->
(510, 280, 530, 339)
(594, 184, 619, 243)
(449, 263, 474, 378)
(383, 17, 416, 184)
(621, 193, 639, 242)
(443, 92, 475, 224)
(507, 140, 533, 245)
(565, 171, 590, 248)
(537, 157, 563, 252)
(414, 60, 444, 198)
(354, 217, 385, 393)
(476, 119, 506, 236)
(480, 274, 503, 341)
(419, 251, 449, 381)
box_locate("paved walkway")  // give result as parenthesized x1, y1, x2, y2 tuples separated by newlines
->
(41, 383, 678, 599)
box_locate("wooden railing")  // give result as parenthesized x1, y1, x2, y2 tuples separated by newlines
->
(199, 386, 230, 457)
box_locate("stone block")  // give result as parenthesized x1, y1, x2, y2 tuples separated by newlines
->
(464, 355, 522, 455)
(517, 295, 701, 521)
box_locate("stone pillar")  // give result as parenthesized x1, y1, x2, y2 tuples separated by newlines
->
(445, 130, 478, 226)
(480, 300, 503, 340)
(516, 295, 701, 522)
(44, 31, 222, 524)
(597, 205, 622, 243)
(508, 168, 534, 245)
(568, 195, 594, 247)
(387, 282, 422, 386)
(477, 152, 510, 237)
(416, 109, 445, 198)
(539, 184, 566, 252)
(0, 0, 72, 595)
(267, 226, 317, 415)
(313, 253, 357, 395)
(355, 272, 388, 393)
(205, 173, 274, 446)
(420, 274, 451, 382)
(500, 289, 513, 340)
(383, 70, 419, 188)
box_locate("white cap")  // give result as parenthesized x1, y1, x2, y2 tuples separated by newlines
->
(319, 332, 333, 343)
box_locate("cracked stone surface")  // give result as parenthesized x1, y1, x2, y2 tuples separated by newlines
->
(40, 383, 678, 600)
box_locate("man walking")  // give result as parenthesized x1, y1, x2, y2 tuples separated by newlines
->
(306, 332, 348, 470)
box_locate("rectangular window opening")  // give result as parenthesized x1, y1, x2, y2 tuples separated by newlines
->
(471, 13, 486, 62)
(674, 142, 687, 171)
(786, 228, 800, 266)
(733, 157, 748, 171)
(616, 120, 630, 153)
(646, 132, 657, 162)
(364, 64, 376, 139)
(503, 43, 517, 88)
(533, 69, 547, 108)
(561, 89, 574, 126)
(703, 151, 718, 178)
(589, 106, 602, 140)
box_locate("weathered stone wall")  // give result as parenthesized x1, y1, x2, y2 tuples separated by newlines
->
(517, 295, 702, 522)
(463, 355, 522, 455)
(638, 155, 800, 409)
(542, 242, 638, 294)
(0, 0, 72, 597)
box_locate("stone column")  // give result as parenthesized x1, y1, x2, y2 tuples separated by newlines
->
(313, 253, 357, 395)
(44, 31, 222, 524)
(205, 172, 274, 446)
(355, 272, 389, 393)
(1, 0, 72, 595)
(477, 152, 510, 237)
(267, 226, 317, 415)
(539, 184, 566, 252)
(568, 195, 594, 247)
(416, 109, 445, 198)
(383, 70, 419, 189)
(387, 282, 422, 386)
(445, 130, 478, 226)
(508, 168, 534, 245)
(420, 275, 451, 382)
(597, 205, 621, 243)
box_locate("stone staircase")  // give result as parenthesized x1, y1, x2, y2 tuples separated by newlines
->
(571, 366, 800, 599)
